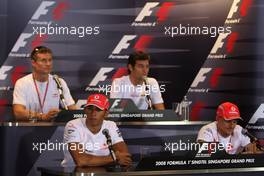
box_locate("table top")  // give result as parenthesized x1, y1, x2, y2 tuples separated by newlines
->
(0, 121, 210, 126)
(38, 166, 264, 176)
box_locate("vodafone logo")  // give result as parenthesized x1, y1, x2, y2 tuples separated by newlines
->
(132, 2, 174, 27)
(109, 35, 153, 59)
(231, 106, 236, 112)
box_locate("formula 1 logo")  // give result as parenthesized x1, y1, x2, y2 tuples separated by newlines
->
(247, 104, 264, 124)
(189, 67, 223, 93)
(85, 67, 114, 93)
(207, 32, 238, 59)
(108, 35, 153, 59)
(8, 33, 33, 57)
(195, 143, 227, 158)
(9, 33, 48, 57)
(89, 68, 114, 86)
(11, 33, 33, 53)
(225, 0, 252, 24)
(132, 2, 174, 27)
(191, 68, 212, 88)
(29, 1, 69, 25)
(31, 1, 56, 20)
(0, 66, 13, 80)
(189, 68, 211, 93)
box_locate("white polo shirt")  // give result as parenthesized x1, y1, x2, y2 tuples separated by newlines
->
(61, 118, 124, 166)
(197, 121, 250, 154)
(110, 75, 164, 110)
(13, 74, 75, 113)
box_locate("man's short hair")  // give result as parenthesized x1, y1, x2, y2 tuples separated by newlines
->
(127, 51, 150, 74)
(30, 46, 52, 61)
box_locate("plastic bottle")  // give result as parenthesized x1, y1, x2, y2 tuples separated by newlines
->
(181, 96, 189, 121)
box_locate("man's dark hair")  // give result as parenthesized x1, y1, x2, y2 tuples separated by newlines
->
(30, 46, 52, 61)
(127, 51, 150, 74)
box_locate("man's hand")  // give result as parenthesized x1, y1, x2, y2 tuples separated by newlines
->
(41, 108, 60, 121)
(115, 151, 132, 166)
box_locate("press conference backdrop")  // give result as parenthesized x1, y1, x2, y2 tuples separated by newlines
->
(0, 1, 264, 132)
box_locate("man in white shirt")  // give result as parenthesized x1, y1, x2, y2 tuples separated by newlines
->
(62, 93, 132, 167)
(197, 102, 256, 154)
(110, 51, 165, 110)
(13, 46, 76, 121)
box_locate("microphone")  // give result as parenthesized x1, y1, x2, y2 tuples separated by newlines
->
(143, 76, 153, 110)
(53, 74, 68, 110)
(242, 128, 264, 151)
(242, 129, 258, 142)
(102, 129, 117, 162)
(53, 74, 63, 89)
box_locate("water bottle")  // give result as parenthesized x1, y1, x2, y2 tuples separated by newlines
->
(181, 96, 189, 121)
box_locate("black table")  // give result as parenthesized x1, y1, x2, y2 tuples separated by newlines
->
(38, 166, 264, 176)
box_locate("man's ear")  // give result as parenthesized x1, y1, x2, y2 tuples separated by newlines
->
(128, 64, 133, 73)
(104, 111, 109, 119)
(31, 59, 36, 66)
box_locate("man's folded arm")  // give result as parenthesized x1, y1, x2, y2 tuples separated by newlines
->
(68, 142, 114, 167)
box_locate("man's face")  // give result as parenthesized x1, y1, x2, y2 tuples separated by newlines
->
(129, 60, 149, 81)
(32, 53, 53, 74)
(84, 105, 106, 127)
(217, 117, 238, 137)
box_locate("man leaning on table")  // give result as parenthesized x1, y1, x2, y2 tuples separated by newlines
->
(13, 46, 76, 121)
(197, 102, 258, 154)
(62, 93, 132, 167)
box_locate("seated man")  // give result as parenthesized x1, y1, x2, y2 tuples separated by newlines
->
(62, 94, 132, 167)
(110, 51, 165, 110)
(13, 46, 76, 121)
(197, 102, 256, 154)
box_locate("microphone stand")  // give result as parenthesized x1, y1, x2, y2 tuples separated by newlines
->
(243, 129, 264, 152)
(251, 138, 264, 152)
(143, 77, 153, 110)
(255, 141, 264, 152)
(53, 75, 68, 110)
(105, 134, 124, 172)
